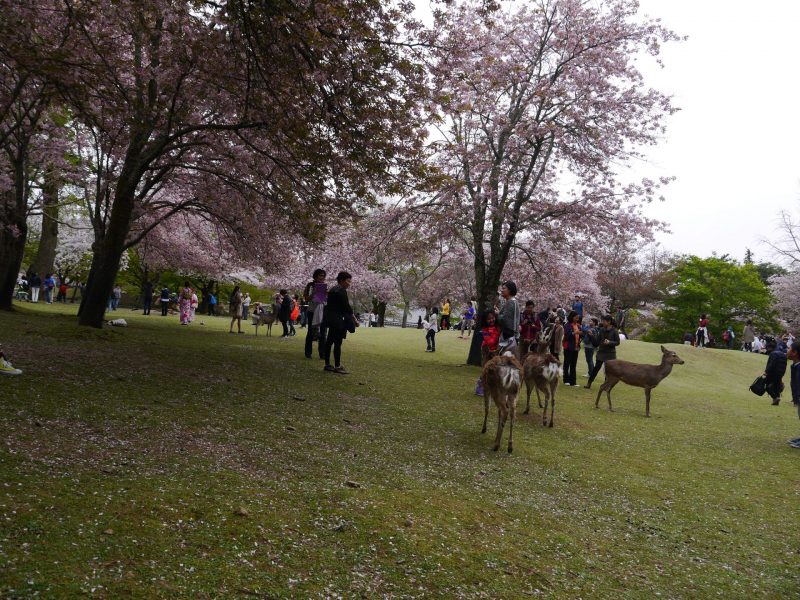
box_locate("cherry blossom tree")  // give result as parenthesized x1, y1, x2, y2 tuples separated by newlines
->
(422, 0, 677, 363)
(7, 0, 429, 326)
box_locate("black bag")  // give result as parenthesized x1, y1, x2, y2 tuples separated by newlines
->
(749, 376, 767, 396)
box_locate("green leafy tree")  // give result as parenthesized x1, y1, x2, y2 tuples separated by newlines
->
(645, 256, 778, 343)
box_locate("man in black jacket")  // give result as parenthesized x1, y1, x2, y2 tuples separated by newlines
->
(788, 341, 800, 448)
(763, 337, 787, 406)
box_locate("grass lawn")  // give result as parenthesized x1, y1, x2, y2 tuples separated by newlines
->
(1, 302, 799, 598)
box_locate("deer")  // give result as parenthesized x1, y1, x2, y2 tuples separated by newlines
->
(481, 352, 523, 453)
(522, 326, 562, 427)
(251, 308, 276, 336)
(595, 345, 685, 417)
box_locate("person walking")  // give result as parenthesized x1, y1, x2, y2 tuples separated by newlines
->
(289, 294, 300, 336)
(323, 271, 357, 374)
(696, 314, 709, 348)
(742, 320, 755, 352)
(584, 315, 620, 389)
(229, 285, 243, 334)
(425, 308, 439, 352)
(459, 302, 476, 338)
(582, 317, 599, 377)
(304, 269, 328, 359)
(207, 291, 217, 316)
(763, 337, 787, 406)
(562, 311, 582, 386)
(277, 289, 292, 338)
(29, 272, 41, 303)
(160, 286, 170, 316)
(111, 284, 122, 310)
(142, 280, 154, 315)
(723, 326, 735, 350)
(441, 298, 451, 330)
(56, 281, 68, 303)
(787, 341, 800, 448)
(44, 274, 55, 304)
(190, 291, 198, 322)
(178, 282, 193, 325)
(242, 292, 251, 321)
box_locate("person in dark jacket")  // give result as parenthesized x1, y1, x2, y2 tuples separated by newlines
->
(277, 289, 292, 338)
(584, 315, 620, 389)
(763, 337, 787, 405)
(323, 271, 358, 374)
(562, 311, 582, 386)
(142, 280, 154, 315)
(787, 341, 800, 448)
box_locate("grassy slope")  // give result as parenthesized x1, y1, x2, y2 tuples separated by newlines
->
(1, 303, 799, 598)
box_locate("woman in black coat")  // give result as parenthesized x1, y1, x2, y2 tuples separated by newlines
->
(584, 314, 620, 389)
(323, 271, 358, 374)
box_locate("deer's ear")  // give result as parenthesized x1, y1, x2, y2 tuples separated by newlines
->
(660, 345, 668, 353)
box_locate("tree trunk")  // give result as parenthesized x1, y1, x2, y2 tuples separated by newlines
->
(78, 178, 138, 327)
(31, 170, 59, 281)
(402, 300, 410, 328)
(0, 174, 29, 311)
(0, 218, 28, 311)
(372, 299, 387, 327)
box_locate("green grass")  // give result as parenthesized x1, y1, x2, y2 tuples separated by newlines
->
(1, 303, 799, 598)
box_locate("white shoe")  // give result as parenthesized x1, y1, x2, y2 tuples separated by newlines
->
(0, 358, 22, 376)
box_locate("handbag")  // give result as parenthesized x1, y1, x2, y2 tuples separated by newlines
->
(749, 375, 767, 397)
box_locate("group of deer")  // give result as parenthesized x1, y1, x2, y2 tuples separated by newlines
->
(482, 324, 685, 454)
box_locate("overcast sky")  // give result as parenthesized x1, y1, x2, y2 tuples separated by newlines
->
(632, 0, 800, 262)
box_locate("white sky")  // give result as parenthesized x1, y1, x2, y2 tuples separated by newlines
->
(632, 0, 800, 262)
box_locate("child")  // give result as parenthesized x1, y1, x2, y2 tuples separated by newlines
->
(0, 348, 22, 375)
(519, 300, 541, 355)
(425, 308, 439, 352)
(475, 310, 501, 396)
(459, 303, 475, 338)
(789, 341, 800, 448)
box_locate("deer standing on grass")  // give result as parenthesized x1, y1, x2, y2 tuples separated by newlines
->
(482, 352, 523, 453)
(522, 326, 562, 427)
(251, 306, 276, 336)
(595, 345, 685, 417)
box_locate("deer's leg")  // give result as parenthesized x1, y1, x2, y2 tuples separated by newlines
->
(524, 381, 532, 415)
(604, 378, 619, 412)
(540, 384, 549, 426)
(507, 394, 516, 453)
(548, 380, 557, 428)
(536, 387, 543, 409)
(493, 403, 506, 452)
(645, 387, 652, 418)
(482, 392, 490, 434)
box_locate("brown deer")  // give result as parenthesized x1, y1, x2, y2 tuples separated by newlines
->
(482, 352, 523, 453)
(251, 309, 276, 336)
(522, 326, 562, 426)
(595, 345, 685, 417)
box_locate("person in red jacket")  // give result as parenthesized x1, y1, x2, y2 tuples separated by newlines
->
(475, 310, 502, 397)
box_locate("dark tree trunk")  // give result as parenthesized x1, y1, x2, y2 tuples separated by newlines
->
(0, 217, 28, 311)
(0, 168, 29, 311)
(78, 178, 138, 327)
(31, 170, 59, 281)
(371, 299, 387, 327)
(467, 262, 504, 366)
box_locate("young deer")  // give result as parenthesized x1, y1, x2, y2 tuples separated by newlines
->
(522, 326, 562, 425)
(251, 311, 276, 336)
(595, 345, 685, 417)
(482, 352, 523, 453)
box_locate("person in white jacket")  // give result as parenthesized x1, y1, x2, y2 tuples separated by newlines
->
(425, 308, 440, 352)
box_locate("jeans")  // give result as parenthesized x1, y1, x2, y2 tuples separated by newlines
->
(426, 329, 436, 351)
(584, 347, 595, 376)
(280, 318, 289, 337)
(208, 304, 216, 316)
(143, 299, 151, 315)
(45, 288, 53, 303)
(161, 300, 169, 316)
(588, 359, 608, 385)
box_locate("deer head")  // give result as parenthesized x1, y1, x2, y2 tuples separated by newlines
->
(661, 345, 685, 365)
